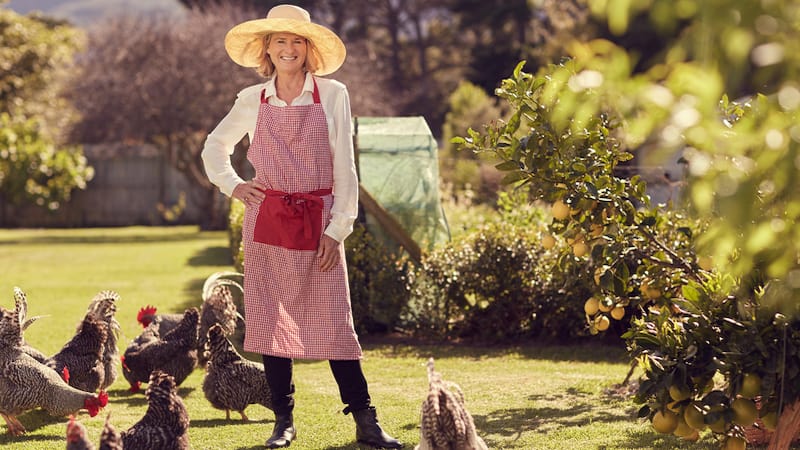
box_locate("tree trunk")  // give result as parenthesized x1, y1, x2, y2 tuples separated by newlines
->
(767, 401, 800, 450)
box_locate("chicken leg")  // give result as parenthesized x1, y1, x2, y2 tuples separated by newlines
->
(1, 412, 26, 436)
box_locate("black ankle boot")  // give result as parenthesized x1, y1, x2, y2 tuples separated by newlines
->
(266, 412, 296, 448)
(348, 406, 402, 449)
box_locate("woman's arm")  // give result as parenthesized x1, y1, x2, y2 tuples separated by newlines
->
(324, 84, 359, 243)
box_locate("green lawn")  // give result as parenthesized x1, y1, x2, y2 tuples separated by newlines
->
(0, 226, 725, 449)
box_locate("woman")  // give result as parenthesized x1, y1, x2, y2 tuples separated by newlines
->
(201, 4, 402, 449)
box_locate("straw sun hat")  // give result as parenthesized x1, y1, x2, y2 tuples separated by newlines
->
(224, 4, 346, 76)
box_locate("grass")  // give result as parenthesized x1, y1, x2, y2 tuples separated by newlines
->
(0, 226, 730, 449)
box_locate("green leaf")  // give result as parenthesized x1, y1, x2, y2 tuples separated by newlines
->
(495, 160, 521, 171)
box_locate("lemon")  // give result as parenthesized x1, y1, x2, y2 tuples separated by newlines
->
(673, 414, 694, 438)
(598, 298, 613, 313)
(572, 242, 589, 257)
(682, 430, 700, 442)
(669, 384, 691, 402)
(761, 411, 778, 431)
(684, 402, 707, 431)
(552, 200, 570, 220)
(595, 315, 610, 331)
(738, 373, 761, 398)
(610, 306, 625, 320)
(541, 234, 556, 249)
(652, 410, 679, 434)
(723, 436, 746, 450)
(584, 297, 600, 316)
(732, 398, 758, 426)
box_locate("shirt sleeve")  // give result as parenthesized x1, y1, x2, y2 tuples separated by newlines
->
(201, 91, 254, 197)
(324, 84, 359, 243)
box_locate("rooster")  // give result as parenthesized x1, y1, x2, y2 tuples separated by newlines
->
(46, 312, 108, 393)
(85, 291, 122, 390)
(120, 370, 190, 450)
(122, 307, 199, 392)
(415, 358, 488, 450)
(202, 324, 272, 421)
(0, 290, 108, 436)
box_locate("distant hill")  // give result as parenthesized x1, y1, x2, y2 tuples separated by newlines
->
(6, 0, 184, 27)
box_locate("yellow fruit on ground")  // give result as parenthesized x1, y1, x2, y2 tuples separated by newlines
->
(684, 402, 707, 431)
(584, 297, 600, 316)
(572, 242, 589, 257)
(739, 373, 762, 398)
(652, 410, 679, 434)
(732, 398, 758, 426)
(541, 234, 556, 249)
(610, 306, 625, 320)
(723, 436, 746, 450)
(673, 414, 694, 438)
(761, 411, 778, 431)
(669, 384, 691, 402)
(595, 315, 610, 331)
(552, 200, 571, 220)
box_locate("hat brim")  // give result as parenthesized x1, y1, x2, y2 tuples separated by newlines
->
(224, 18, 346, 76)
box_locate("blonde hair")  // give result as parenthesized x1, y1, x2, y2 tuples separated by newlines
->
(256, 34, 321, 78)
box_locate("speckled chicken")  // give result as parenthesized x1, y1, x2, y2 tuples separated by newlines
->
(120, 370, 189, 450)
(98, 413, 123, 450)
(10, 287, 47, 363)
(46, 313, 108, 393)
(121, 307, 199, 391)
(0, 289, 108, 436)
(415, 358, 488, 450)
(85, 291, 122, 390)
(65, 414, 123, 450)
(197, 282, 241, 367)
(202, 324, 272, 421)
(66, 415, 94, 450)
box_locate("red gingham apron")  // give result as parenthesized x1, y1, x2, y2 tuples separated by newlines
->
(241, 78, 362, 360)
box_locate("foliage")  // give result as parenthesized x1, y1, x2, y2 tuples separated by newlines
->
(227, 199, 245, 272)
(0, 113, 93, 210)
(455, 0, 800, 444)
(344, 222, 412, 335)
(404, 191, 607, 342)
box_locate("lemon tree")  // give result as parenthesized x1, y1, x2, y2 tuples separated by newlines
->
(454, 0, 800, 445)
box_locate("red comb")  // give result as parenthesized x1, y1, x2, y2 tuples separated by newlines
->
(98, 390, 109, 407)
(137, 305, 157, 327)
(61, 366, 70, 383)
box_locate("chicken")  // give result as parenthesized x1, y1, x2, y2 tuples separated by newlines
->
(0, 291, 108, 436)
(66, 415, 95, 450)
(120, 370, 190, 450)
(197, 282, 240, 367)
(85, 291, 122, 390)
(99, 414, 122, 450)
(415, 358, 488, 450)
(11, 287, 47, 363)
(202, 324, 272, 421)
(121, 307, 199, 391)
(46, 313, 108, 393)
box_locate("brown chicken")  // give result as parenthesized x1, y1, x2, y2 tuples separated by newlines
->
(120, 370, 190, 450)
(46, 313, 108, 393)
(0, 290, 108, 436)
(415, 358, 488, 450)
(121, 307, 199, 392)
(98, 413, 123, 450)
(85, 291, 122, 390)
(66, 415, 95, 450)
(202, 324, 272, 421)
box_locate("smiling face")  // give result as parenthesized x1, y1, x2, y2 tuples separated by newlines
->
(266, 32, 308, 75)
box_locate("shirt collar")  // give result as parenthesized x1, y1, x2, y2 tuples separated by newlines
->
(263, 72, 315, 103)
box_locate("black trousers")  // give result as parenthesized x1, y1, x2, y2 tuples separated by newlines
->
(263, 355, 371, 415)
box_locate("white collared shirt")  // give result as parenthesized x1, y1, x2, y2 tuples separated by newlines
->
(201, 72, 358, 242)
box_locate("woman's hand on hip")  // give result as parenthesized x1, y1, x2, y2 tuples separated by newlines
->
(233, 180, 267, 207)
(317, 234, 340, 272)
